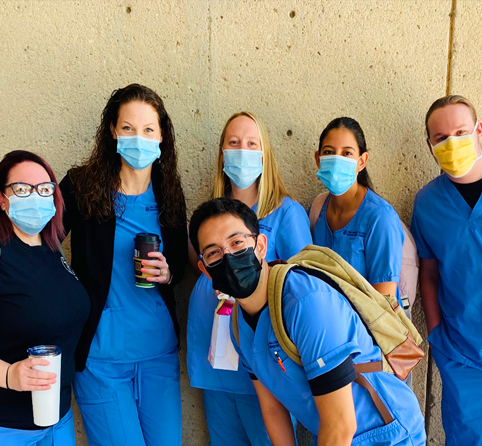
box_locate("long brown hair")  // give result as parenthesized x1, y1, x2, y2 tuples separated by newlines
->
(0, 150, 64, 251)
(70, 84, 186, 229)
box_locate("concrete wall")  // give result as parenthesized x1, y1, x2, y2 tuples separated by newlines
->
(1, 1, 480, 444)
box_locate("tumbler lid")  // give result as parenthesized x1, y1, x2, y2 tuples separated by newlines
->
(27, 345, 61, 357)
(135, 233, 160, 243)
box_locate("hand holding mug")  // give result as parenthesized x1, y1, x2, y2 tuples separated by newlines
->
(141, 252, 171, 284)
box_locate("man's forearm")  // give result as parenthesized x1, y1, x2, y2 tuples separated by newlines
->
(253, 380, 296, 446)
(317, 422, 354, 446)
(419, 258, 442, 335)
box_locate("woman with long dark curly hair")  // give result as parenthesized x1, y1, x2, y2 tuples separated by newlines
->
(60, 84, 187, 446)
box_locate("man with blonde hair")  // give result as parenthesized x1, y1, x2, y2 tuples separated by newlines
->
(411, 95, 482, 445)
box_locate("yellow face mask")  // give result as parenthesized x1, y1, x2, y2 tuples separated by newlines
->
(432, 122, 481, 178)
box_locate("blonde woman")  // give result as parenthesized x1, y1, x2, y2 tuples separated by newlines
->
(187, 112, 311, 446)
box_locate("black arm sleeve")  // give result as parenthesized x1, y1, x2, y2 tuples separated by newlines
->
(309, 356, 357, 396)
(151, 166, 188, 288)
(249, 372, 258, 380)
(160, 224, 188, 288)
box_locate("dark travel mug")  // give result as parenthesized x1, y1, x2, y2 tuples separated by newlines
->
(134, 233, 160, 288)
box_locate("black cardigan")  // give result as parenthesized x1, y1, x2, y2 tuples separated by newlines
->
(60, 169, 187, 371)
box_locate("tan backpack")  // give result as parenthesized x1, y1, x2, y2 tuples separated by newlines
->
(232, 245, 424, 424)
(308, 192, 419, 309)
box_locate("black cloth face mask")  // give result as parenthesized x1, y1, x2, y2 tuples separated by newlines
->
(208, 247, 262, 299)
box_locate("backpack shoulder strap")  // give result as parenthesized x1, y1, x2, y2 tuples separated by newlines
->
(269, 259, 395, 425)
(267, 257, 377, 366)
(267, 263, 302, 365)
(399, 220, 419, 307)
(309, 193, 329, 234)
(232, 301, 240, 348)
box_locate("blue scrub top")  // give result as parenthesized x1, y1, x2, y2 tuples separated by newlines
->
(88, 184, 178, 362)
(411, 174, 482, 367)
(232, 269, 425, 444)
(312, 189, 404, 300)
(187, 196, 312, 393)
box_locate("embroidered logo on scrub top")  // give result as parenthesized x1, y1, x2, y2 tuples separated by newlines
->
(342, 230, 366, 240)
(145, 205, 158, 212)
(259, 224, 272, 233)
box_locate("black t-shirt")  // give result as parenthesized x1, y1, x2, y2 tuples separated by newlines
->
(451, 177, 482, 209)
(241, 305, 356, 395)
(0, 236, 90, 430)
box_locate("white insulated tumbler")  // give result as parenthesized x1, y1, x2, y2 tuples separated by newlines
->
(27, 345, 61, 427)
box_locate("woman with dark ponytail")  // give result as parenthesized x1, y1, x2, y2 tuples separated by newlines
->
(60, 84, 187, 446)
(309, 117, 404, 299)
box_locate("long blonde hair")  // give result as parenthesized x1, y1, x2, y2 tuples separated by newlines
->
(213, 111, 290, 219)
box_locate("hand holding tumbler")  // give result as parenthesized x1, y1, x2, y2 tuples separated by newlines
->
(27, 345, 61, 427)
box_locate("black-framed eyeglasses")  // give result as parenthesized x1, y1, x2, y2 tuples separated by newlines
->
(5, 182, 56, 198)
(199, 233, 258, 267)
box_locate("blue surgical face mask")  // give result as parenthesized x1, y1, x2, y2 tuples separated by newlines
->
(5, 193, 56, 235)
(316, 155, 359, 196)
(223, 150, 263, 190)
(116, 133, 161, 170)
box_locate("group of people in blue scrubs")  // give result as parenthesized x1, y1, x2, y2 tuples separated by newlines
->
(187, 109, 418, 446)
(187, 94, 482, 446)
(1, 84, 480, 446)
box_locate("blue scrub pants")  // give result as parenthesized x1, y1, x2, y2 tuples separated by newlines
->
(0, 408, 75, 446)
(74, 351, 181, 446)
(203, 389, 272, 446)
(432, 346, 482, 446)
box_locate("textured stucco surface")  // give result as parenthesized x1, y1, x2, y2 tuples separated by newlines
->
(450, 0, 482, 105)
(1, 0, 479, 444)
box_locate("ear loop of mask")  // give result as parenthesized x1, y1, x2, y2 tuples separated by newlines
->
(2, 193, 10, 215)
(473, 122, 482, 159)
